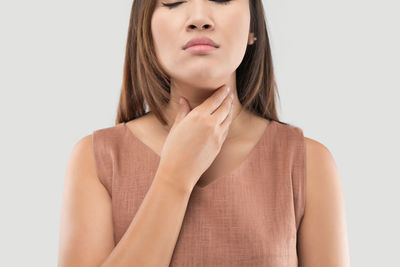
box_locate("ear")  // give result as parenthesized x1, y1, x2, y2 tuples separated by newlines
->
(248, 32, 255, 45)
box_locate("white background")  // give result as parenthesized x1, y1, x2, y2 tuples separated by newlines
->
(0, 0, 399, 266)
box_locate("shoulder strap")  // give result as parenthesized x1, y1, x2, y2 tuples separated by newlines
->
(92, 124, 124, 197)
(288, 126, 306, 232)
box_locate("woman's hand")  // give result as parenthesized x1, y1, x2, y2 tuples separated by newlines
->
(157, 84, 234, 192)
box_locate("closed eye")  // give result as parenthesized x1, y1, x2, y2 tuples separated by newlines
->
(161, 0, 232, 9)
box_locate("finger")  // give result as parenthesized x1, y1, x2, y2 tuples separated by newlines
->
(195, 85, 231, 115)
(220, 103, 234, 140)
(174, 96, 190, 125)
(212, 92, 234, 125)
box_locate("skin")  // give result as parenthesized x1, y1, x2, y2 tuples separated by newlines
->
(58, 0, 351, 266)
(151, 0, 256, 141)
(148, 0, 263, 185)
(298, 138, 352, 266)
(151, 0, 351, 264)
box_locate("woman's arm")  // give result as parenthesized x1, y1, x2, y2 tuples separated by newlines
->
(58, 134, 192, 267)
(101, 170, 191, 267)
(297, 137, 351, 267)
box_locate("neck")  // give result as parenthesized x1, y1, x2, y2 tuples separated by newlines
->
(158, 81, 250, 141)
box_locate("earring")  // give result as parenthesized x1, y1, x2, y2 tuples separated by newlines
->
(253, 37, 257, 41)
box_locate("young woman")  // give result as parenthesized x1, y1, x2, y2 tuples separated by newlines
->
(58, 0, 351, 266)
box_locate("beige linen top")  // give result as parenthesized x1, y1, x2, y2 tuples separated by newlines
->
(92, 119, 306, 266)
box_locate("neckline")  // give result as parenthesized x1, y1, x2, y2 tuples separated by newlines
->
(122, 119, 276, 190)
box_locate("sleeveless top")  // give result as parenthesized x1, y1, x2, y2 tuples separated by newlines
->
(92, 119, 306, 266)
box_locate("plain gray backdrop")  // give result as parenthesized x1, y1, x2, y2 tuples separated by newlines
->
(1, 0, 399, 266)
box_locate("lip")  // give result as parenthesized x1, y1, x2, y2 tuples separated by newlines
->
(185, 44, 217, 54)
(183, 37, 219, 50)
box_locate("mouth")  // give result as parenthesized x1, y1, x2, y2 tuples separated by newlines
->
(183, 36, 219, 51)
(184, 44, 218, 54)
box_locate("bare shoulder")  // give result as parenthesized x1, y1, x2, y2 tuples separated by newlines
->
(303, 137, 344, 193)
(298, 136, 351, 267)
(59, 134, 114, 266)
(304, 136, 330, 153)
(67, 134, 97, 179)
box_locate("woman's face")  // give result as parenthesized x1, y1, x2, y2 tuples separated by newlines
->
(151, 0, 253, 88)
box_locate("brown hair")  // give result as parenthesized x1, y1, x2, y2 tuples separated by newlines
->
(115, 0, 290, 127)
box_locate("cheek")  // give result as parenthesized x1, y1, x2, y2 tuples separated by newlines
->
(151, 14, 174, 54)
(229, 7, 250, 43)
(151, 14, 179, 75)
(222, 9, 251, 66)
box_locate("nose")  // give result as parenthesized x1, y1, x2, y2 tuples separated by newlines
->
(185, 4, 215, 32)
(187, 23, 213, 31)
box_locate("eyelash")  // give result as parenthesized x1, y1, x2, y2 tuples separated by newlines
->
(161, 0, 232, 9)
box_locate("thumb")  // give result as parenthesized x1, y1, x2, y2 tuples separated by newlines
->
(174, 96, 190, 124)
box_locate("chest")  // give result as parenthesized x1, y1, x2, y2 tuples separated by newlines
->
(111, 161, 299, 265)
(196, 137, 260, 187)
(169, 182, 299, 266)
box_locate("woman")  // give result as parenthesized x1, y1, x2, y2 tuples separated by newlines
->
(58, 0, 351, 266)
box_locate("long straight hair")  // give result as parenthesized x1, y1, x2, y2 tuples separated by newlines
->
(115, 0, 290, 127)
